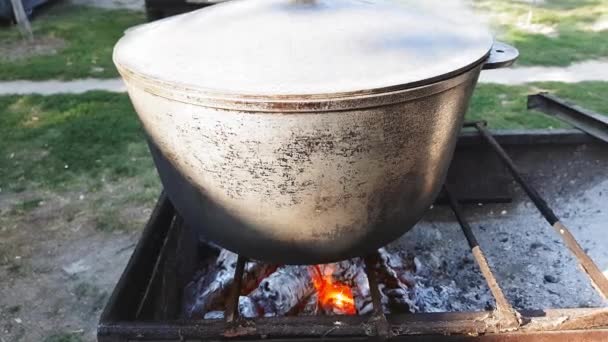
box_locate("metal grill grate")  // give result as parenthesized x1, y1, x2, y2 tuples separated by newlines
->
(98, 121, 608, 342)
(216, 121, 608, 340)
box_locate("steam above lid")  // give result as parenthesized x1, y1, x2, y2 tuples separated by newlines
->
(114, 0, 493, 96)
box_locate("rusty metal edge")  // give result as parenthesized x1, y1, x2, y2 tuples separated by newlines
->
(443, 186, 521, 332)
(97, 308, 608, 340)
(98, 192, 174, 324)
(115, 62, 483, 113)
(364, 255, 392, 339)
(456, 129, 594, 147)
(224, 255, 247, 324)
(473, 123, 608, 300)
(97, 127, 608, 342)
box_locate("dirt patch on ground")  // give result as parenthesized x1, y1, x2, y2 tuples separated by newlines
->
(70, 0, 144, 11)
(0, 178, 157, 342)
(590, 16, 608, 32)
(0, 36, 66, 62)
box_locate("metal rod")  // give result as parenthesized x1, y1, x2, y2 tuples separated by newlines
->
(100, 308, 608, 341)
(434, 196, 512, 205)
(528, 93, 608, 144)
(10, 0, 33, 41)
(463, 120, 487, 128)
(444, 186, 520, 330)
(475, 123, 559, 223)
(364, 255, 391, 339)
(474, 122, 608, 299)
(135, 215, 178, 319)
(225, 255, 247, 323)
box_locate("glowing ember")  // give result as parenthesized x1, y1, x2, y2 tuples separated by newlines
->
(310, 265, 357, 315)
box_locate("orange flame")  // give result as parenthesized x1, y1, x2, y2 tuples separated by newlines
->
(310, 265, 356, 315)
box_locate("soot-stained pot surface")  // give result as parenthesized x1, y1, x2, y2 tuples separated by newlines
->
(114, 0, 510, 264)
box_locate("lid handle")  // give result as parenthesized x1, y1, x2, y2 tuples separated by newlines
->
(291, 0, 317, 5)
(483, 42, 519, 70)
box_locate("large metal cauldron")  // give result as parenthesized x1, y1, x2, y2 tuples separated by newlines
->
(114, 0, 518, 264)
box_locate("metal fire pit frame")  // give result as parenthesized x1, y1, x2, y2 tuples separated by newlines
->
(99, 125, 608, 342)
(528, 93, 608, 144)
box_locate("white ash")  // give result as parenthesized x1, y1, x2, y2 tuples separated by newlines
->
(184, 247, 469, 318)
(203, 310, 224, 320)
(238, 296, 258, 318)
(184, 249, 276, 318)
(202, 296, 258, 320)
(350, 261, 374, 314)
(249, 265, 314, 317)
(184, 249, 236, 318)
(375, 248, 417, 313)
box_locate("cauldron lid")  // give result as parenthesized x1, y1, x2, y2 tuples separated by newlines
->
(114, 0, 493, 97)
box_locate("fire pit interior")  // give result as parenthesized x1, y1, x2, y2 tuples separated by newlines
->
(99, 117, 608, 341)
(184, 241, 442, 320)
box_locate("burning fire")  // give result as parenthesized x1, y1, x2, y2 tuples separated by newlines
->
(310, 265, 356, 315)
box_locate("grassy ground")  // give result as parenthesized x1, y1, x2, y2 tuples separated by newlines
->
(0, 2, 144, 80)
(0, 91, 159, 230)
(2, 82, 605, 232)
(469, 81, 608, 128)
(1, 2, 607, 341)
(0, 0, 605, 81)
(0, 92, 156, 192)
(1, 83, 607, 197)
(472, 0, 608, 66)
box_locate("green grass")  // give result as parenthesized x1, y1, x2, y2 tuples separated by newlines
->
(0, 3, 144, 80)
(468, 81, 608, 128)
(1, 84, 606, 194)
(472, 0, 608, 66)
(0, 91, 155, 192)
(0, 91, 160, 233)
(0, 83, 604, 232)
(0, 0, 603, 82)
(44, 332, 83, 342)
(9, 198, 44, 215)
(0, 84, 604, 230)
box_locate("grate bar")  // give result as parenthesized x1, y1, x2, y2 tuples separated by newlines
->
(444, 185, 521, 331)
(474, 122, 608, 299)
(100, 308, 608, 341)
(364, 255, 392, 339)
(528, 93, 608, 144)
(225, 255, 247, 323)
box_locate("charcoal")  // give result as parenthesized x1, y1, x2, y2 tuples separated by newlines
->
(318, 259, 373, 314)
(186, 247, 431, 318)
(186, 250, 275, 318)
(200, 297, 259, 319)
(319, 259, 362, 283)
(299, 293, 319, 316)
(374, 248, 417, 313)
(249, 265, 314, 317)
(186, 250, 237, 318)
(413, 284, 459, 313)
(238, 296, 258, 318)
(352, 268, 373, 314)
